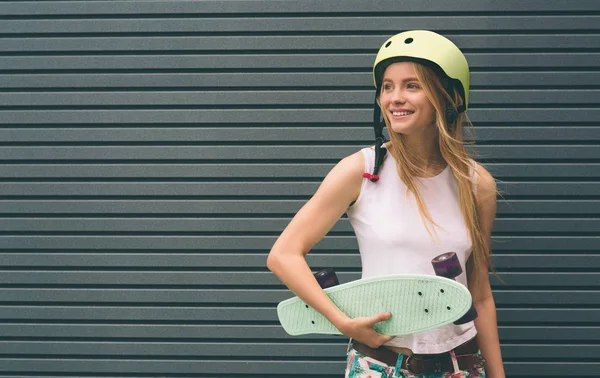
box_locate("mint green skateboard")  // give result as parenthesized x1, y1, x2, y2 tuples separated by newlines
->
(277, 273, 473, 336)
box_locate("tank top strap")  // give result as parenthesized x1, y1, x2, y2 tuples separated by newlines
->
(359, 147, 376, 178)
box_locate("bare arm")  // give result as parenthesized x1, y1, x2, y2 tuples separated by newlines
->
(469, 165, 506, 378)
(267, 151, 393, 347)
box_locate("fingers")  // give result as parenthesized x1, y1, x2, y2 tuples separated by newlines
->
(344, 312, 394, 348)
(368, 311, 391, 326)
(363, 312, 393, 347)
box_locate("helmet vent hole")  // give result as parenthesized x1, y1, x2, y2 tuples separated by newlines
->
(385, 41, 392, 48)
(405, 38, 414, 44)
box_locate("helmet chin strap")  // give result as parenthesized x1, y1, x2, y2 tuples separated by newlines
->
(368, 92, 387, 182)
(368, 93, 466, 183)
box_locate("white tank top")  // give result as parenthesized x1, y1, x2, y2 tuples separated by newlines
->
(346, 147, 478, 354)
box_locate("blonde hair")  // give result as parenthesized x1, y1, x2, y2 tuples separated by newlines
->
(379, 62, 492, 292)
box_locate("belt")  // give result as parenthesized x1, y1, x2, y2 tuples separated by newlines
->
(351, 337, 485, 376)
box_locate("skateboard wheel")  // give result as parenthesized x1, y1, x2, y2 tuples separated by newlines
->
(314, 269, 339, 289)
(431, 252, 462, 279)
(454, 305, 478, 324)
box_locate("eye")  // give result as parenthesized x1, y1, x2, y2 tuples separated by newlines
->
(383, 83, 393, 90)
(407, 83, 420, 89)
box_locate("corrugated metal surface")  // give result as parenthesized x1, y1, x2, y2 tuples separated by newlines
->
(0, 0, 599, 376)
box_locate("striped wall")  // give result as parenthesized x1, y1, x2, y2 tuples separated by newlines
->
(0, 1, 599, 376)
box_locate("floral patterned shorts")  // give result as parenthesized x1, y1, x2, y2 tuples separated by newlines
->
(345, 347, 486, 378)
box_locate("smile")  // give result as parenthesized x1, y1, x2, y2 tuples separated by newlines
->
(392, 111, 414, 116)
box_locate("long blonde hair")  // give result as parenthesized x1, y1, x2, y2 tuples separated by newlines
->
(379, 62, 492, 291)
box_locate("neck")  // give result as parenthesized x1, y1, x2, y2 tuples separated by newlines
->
(399, 131, 445, 171)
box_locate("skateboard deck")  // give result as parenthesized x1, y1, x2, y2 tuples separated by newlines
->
(277, 274, 472, 336)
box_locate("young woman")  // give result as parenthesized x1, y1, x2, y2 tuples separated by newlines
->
(267, 30, 505, 378)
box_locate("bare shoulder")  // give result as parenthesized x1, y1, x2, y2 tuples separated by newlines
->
(332, 150, 365, 177)
(318, 150, 365, 203)
(475, 163, 496, 187)
(474, 163, 496, 201)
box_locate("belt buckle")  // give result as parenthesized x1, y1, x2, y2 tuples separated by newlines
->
(404, 355, 416, 375)
(472, 352, 486, 369)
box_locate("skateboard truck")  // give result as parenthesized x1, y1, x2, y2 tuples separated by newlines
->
(431, 252, 478, 324)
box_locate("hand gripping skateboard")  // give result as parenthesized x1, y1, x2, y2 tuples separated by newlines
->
(277, 252, 477, 336)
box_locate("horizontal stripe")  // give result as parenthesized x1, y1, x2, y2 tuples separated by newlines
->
(2, 35, 600, 52)
(0, 271, 595, 287)
(0, 199, 596, 214)
(0, 182, 595, 197)
(0, 235, 594, 251)
(1, 90, 599, 106)
(2, 53, 599, 70)
(0, 289, 597, 306)
(2, 0, 599, 15)
(0, 164, 598, 179)
(0, 217, 597, 234)
(0, 145, 596, 160)
(2, 72, 599, 88)
(0, 127, 598, 143)
(0, 253, 598, 269)
(0, 306, 595, 323)
(2, 109, 599, 124)
(0, 323, 593, 342)
(1, 16, 599, 34)
(0, 341, 597, 360)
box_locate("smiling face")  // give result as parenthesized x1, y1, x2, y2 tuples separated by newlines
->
(379, 62, 436, 137)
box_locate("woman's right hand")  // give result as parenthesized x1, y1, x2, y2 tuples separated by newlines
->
(338, 312, 395, 348)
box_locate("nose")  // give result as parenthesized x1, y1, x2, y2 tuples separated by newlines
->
(391, 87, 406, 104)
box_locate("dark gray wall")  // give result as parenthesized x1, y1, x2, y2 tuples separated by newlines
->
(0, 1, 599, 376)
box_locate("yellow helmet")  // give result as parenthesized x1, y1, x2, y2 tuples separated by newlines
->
(365, 30, 470, 183)
(372, 30, 470, 109)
